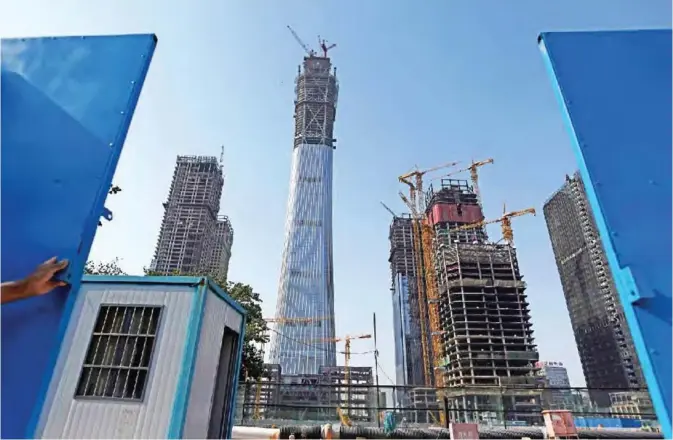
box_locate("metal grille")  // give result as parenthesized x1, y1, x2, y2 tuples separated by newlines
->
(75, 305, 162, 400)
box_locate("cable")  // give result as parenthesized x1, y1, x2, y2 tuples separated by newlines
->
(377, 364, 396, 385)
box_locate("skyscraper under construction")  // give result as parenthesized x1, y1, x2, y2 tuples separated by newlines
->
(268, 48, 339, 375)
(151, 155, 234, 280)
(393, 173, 541, 423)
(389, 214, 425, 388)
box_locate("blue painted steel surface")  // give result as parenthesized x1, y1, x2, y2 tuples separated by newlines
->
(0, 34, 157, 439)
(539, 29, 672, 436)
(168, 282, 207, 439)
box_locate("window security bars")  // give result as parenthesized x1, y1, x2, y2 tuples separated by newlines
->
(75, 305, 162, 401)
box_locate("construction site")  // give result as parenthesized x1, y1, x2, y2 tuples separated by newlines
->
(234, 28, 663, 438)
(240, 363, 378, 425)
(392, 159, 543, 425)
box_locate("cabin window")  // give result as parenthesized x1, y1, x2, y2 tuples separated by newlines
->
(74, 305, 162, 401)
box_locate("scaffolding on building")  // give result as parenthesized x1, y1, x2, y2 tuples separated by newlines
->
(151, 155, 224, 275)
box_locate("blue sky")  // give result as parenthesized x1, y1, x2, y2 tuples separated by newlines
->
(2, 0, 669, 388)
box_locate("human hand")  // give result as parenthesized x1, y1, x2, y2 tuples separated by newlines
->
(21, 257, 69, 296)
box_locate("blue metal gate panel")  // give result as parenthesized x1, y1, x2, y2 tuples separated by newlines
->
(1, 34, 157, 438)
(539, 29, 671, 437)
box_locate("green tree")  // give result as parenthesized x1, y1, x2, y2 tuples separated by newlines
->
(84, 259, 127, 275)
(84, 259, 269, 380)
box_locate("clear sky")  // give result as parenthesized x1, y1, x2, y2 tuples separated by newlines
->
(2, 0, 670, 388)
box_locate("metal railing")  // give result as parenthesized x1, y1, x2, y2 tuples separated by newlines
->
(235, 382, 660, 431)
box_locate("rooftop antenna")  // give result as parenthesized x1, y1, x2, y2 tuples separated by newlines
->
(219, 145, 224, 172)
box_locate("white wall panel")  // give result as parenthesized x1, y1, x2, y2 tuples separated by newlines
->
(182, 291, 241, 439)
(39, 283, 193, 439)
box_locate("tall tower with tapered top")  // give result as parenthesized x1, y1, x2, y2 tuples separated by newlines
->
(268, 39, 339, 375)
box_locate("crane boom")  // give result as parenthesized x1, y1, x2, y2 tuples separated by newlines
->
(265, 316, 331, 324)
(380, 201, 398, 218)
(436, 158, 494, 202)
(449, 205, 536, 244)
(287, 25, 315, 57)
(399, 161, 460, 181)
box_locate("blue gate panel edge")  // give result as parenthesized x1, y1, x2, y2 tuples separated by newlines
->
(539, 29, 672, 436)
(0, 33, 157, 439)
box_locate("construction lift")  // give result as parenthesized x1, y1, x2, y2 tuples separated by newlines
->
(397, 162, 460, 391)
(398, 193, 445, 395)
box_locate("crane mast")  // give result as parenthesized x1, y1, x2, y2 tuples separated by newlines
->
(310, 334, 371, 417)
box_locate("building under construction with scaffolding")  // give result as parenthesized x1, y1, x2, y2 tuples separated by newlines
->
(151, 155, 233, 278)
(392, 167, 541, 424)
(242, 364, 377, 423)
(268, 33, 339, 376)
(389, 214, 426, 390)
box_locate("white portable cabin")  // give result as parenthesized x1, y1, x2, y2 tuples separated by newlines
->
(34, 275, 246, 439)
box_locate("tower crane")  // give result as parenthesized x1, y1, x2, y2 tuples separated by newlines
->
(449, 204, 536, 245)
(287, 26, 336, 58)
(287, 25, 315, 57)
(398, 192, 445, 396)
(398, 161, 460, 214)
(318, 35, 337, 57)
(311, 333, 371, 415)
(380, 201, 398, 218)
(264, 316, 331, 324)
(437, 158, 494, 203)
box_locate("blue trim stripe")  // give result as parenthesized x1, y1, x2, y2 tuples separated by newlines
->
(206, 279, 247, 316)
(539, 36, 671, 438)
(226, 312, 246, 439)
(167, 283, 207, 439)
(82, 274, 205, 285)
(25, 282, 84, 438)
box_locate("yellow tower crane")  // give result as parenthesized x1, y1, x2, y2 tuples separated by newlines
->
(311, 333, 372, 417)
(398, 192, 445, 394)
(399, 162, 460, 214)
(449, 203, 537, 245)
(264, 316, 332, 324)
(438, 158, 494, 203)
(397, 162, 459, 390)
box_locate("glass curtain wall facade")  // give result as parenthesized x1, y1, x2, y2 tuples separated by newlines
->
(392, 274, 424, 387)
(543, 172, 647, 404)
(268, 56, 339, 375)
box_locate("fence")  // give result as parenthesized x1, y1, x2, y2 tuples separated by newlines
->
(235, 382, 660, 431)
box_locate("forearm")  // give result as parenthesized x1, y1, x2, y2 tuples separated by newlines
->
(1, 281, 30, 305)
